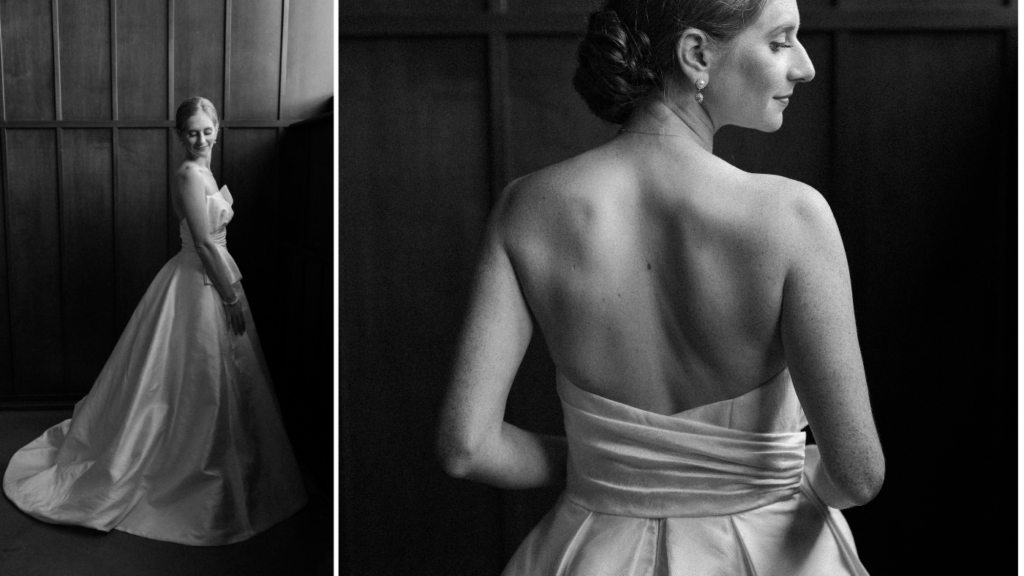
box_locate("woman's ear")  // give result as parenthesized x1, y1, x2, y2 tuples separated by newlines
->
(675, 28, 711, 85)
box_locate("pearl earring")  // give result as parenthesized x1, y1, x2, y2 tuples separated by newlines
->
(695, 78, 707, 104)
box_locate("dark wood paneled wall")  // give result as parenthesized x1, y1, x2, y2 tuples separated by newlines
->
(340, 2, 1016, 574)
(0, 0, 334, 429)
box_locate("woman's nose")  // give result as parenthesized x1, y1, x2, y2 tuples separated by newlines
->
(790, 43, 815, 83)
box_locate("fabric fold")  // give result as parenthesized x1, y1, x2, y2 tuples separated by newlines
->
(501, 371, 870, 575)
(559, 375, 806, 519)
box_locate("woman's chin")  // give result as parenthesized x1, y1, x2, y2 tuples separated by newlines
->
(755, 115, 784, 133)
(729, 112, 784, 134)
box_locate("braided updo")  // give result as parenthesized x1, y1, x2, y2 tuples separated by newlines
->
(573, 0, 768, 124)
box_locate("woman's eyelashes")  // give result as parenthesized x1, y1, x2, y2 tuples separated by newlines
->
(769, 40, 793, 52)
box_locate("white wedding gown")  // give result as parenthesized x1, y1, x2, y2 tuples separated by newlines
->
(3, 186, 307, 545)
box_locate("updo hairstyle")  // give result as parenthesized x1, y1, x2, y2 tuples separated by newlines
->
(573, 0, 767, 124)
(174, 96, 219, 136)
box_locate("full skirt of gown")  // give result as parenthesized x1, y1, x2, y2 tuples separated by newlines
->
(3, 188, 307, 546)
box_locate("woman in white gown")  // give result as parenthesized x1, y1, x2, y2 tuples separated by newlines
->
(437, 0, 885, 573)
(3, 97, 307, 546)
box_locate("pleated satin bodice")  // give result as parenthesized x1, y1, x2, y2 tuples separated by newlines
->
(178, 185, 242, 286)
(560, 370, 809, 518)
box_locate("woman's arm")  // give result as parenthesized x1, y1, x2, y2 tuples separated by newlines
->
(780, 184, 884, 507)
(175, 166, 245, 334)
(436, 190, 567, 489)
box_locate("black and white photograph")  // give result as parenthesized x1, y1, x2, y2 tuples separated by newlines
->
(341, 1, 1016, 575)
(0, 0, 1016, 575)
(0, 1, 334, 575)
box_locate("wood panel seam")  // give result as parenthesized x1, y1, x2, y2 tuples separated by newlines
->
(168, 0, 175, 120)
(51, 0, 62, 121)
(110, 0, 119, 121)
(0, 8, 6, 121)
(278, 0, 290, 120)
(224, 0, 232, 120)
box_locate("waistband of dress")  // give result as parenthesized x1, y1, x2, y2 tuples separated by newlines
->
(565, 466, 803, 518)
(559, 380, 807, 518)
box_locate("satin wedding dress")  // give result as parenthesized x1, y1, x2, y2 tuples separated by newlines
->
(3, 186, 307, 546)
(502, 370, 869, 575)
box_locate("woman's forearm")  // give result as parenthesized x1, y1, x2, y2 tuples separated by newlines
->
(446, 423, 567, 489)
(195, 243, 239, 302)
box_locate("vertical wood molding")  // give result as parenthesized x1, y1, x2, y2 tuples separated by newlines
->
(110, 0, 119, 120)
(277, 0, 289, 120)
(223, 0, 232, 121)
(167, 0, 175, 121)
(0, 9, 6, 121)
(52, 0, 62, 121)
(167, 0, 176, 258)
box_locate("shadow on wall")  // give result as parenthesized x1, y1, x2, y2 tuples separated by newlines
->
(270, 111, 334, 500)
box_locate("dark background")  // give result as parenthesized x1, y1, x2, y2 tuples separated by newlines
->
(0, 0, 335, 502)
(341, 2, 1017, 574)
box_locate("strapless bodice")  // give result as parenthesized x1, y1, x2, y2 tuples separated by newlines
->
(178, 186, 242, 286)
(559, 370, 808, 518)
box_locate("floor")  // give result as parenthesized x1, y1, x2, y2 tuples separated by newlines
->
(0, 410, 333, 576)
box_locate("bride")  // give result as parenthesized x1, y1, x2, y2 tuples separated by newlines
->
(438, 0, 884, 573)
(3, 97, 307, 546)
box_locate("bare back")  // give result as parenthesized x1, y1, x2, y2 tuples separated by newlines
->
(500, 136, 803, 415)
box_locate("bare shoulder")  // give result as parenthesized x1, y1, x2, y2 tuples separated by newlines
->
(493, 147, 630, 240)
(750, 173, 835, 231)
(174, 162, 215, 200)
(174, 161, 205, 188)
(749, 174, 844, 264)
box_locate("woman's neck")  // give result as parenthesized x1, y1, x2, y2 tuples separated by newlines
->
(185, 154, 212, 170)
(621, 97, 715, 153)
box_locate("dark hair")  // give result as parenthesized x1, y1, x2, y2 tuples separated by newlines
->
(573, 0, 768, 124)
(175, 96, 219, 134)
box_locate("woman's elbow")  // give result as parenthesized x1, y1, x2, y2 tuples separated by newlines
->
(845, 459, 886, 506)
(435, 426, 481, 480)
